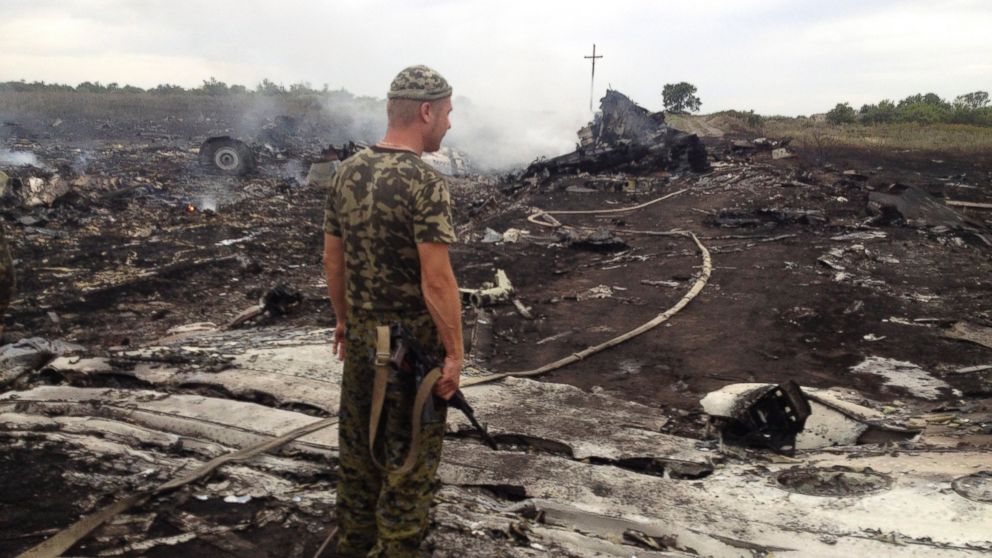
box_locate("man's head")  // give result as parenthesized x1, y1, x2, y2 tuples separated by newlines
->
(386, 65, 453, 153)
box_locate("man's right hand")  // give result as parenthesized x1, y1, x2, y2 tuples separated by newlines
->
(433, 355, 462, 400)
(332, 323, 346, 361)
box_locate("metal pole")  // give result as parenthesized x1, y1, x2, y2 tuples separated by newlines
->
(590, 44, 595, 112)
(584, 44, 602, 113)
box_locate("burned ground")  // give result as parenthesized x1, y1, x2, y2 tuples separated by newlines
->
(2, 97, 992, 556)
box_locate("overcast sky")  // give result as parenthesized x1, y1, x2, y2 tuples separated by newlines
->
(1, 0, 990, 158)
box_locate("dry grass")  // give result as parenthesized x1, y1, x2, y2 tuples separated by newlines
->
(0, 91, 329, 124)
(762, 119, 992, 155)
(669, 112, 992, 156)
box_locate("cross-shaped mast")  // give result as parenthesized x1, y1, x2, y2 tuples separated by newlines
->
(584, 43, 603, 112)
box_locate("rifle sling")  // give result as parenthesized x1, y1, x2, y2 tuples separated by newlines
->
(370, 325, 442, 476)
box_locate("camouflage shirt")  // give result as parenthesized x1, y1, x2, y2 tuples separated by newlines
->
(323, 147, 456, 313)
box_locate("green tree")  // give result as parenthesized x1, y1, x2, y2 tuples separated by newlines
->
(860, 99, 897, 124)
(256, 78, 286, 95)
(198, 77, 230, 95)
(151, 83, 186, 94)
(826, 102, 857, 124)
(897, 92, 948, 109)
(662, 82, 702, 113)
(954, 91, 990, 110)
(898, 102, 949, 124)
(76, 81, 106, 93)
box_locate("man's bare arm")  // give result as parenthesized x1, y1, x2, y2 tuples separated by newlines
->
(323, 233, 348, 360)
(417, 242, 462, 399)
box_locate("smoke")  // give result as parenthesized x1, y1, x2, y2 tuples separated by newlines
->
(445, 96, 588, 172)
(279, 159, 306, 185)
(197, 194, 218, 212)
(314, 92, 588, 173)
(318, 91, 387, 144)
(72, 150, 95, 174)
(0, 149, 47, 169)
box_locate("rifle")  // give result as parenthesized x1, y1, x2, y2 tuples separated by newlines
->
(387, 324, 498, 450)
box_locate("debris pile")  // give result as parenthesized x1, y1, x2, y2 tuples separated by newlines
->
(3, 90, 992, 556)
(524, 90, 709, 178)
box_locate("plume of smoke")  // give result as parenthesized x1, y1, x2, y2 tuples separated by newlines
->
(279, 159, 306, 185)
(445, 96, 588, 172)
(197, 194, 218, 212)
(0, 149, 48, 169)
(72, 150, 95, 174)
(232, 94, 287, 139)
(315, 92, 587, 173)
(318, 91, 387, 144)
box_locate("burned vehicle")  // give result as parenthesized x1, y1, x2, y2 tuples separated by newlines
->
(524, 90, 709, 178)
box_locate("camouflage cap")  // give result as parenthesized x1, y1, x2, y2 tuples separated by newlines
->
(388, 65, 452, 101)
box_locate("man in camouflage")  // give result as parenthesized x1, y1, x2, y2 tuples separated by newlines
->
(321, 65, 462, 557)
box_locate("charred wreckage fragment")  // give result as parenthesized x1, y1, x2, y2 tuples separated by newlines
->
(524, 90, 709, 178)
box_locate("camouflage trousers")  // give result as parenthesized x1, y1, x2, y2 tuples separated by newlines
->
(336, 310, 447, 558)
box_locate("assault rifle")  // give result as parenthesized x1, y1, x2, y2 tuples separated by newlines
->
(388, 324, 498, 450)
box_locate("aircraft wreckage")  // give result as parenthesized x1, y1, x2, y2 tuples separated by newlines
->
(523, 90, 710, 178)
(2, 326, 990, 557)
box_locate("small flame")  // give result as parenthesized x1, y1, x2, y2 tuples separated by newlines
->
(185, 203, 197, 213)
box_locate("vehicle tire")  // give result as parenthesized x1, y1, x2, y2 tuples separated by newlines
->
(199, 137, 256, 176)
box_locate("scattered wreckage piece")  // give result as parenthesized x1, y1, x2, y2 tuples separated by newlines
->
(430, 487, 676, 558)
(701, 383, 921, 451)
(43, 330, 342, 415)
(0, 337, 83, 388)
(225, 284, 302, 329)
(945, 199, 992, 211)
(707, 208, 827, 229)
(0, 386, 338, 456)
(4, 325, 992, 557)
(850, 356, 956, 401)
(868, 183, 991, 244)
(440, 440, 992, 558)
(198, 136, 256, 176)
(455, 377, 712, 474)
(523, 90, 708, 179)
(460, 269, 515, 307)
(944, 320, 992, 351)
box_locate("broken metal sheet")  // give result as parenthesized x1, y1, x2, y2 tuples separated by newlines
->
(945, 320, 992, 350)
(457, 377, 711, 472)
(45, 354, 342, 415)
(430, 487, 678, 557)
(0, 412, 324, 481)
(0, 337, 84, 387)
(868, 184, 990, 243)
(0, 386, 337, 456)
(440, 441, 992, 557)
(850, 356, 956, 400)
(701, 383, 920, 450)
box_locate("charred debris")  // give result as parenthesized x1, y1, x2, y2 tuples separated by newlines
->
(3, 86, 992, 557)
(523, 90, 709, 179)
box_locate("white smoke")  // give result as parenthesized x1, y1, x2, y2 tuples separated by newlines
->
(315, 93, 588, 173)
(445, 96, 588, 172)
(0, 149, 47, 168)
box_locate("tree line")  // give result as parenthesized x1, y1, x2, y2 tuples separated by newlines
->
(826, 91, 991, 126)
(0, 77, 338, 96)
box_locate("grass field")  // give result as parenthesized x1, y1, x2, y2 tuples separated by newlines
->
(669, 112, 992, 156)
